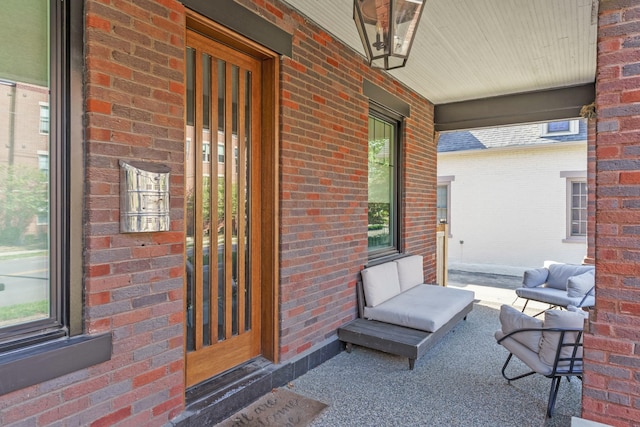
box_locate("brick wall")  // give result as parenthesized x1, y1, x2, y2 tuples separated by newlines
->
(0, 1, 187, 426)
(584, 1, 640, 425)
(236, 0, 436, 360)
(0, 0, 436, 424)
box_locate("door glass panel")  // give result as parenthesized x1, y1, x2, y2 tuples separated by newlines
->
(201, 53, 212, 347)
(231, 65, 239, 336)
(185, 47, 195, 351)
(217, 59, 226, 341)
(244, 70, 251, 332)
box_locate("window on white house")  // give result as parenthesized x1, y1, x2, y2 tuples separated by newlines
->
(541, 119, 579, 136)
(569, 180, 587, 237)
(437, 184, 449, 225)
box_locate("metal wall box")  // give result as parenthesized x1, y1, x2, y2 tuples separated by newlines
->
(120, 160, 170, 233)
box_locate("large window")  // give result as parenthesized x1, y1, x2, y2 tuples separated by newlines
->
(0, 0, 66, 350)
(368, 109, 401, 258)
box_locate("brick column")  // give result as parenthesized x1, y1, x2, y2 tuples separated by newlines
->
(583, 1, 640, 424)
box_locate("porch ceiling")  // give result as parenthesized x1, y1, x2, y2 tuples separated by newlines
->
(282, 0, 598, 107)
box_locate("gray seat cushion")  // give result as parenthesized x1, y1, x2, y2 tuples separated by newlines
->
(363, 284, 475, 332)
(495, 330, 553, 376)
(515, 286, 594, 307)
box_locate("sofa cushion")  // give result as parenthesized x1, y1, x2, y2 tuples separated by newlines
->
(546, 264, 595, 290)
(361, 262, 402, 307)
(522, 267, 549, 288)
(495, 330, 553, 376)
(363, 284, 474, 332)
(395, 255, 424, 291)
(498, 305, 543, 353)
(515, 287, 585, 307)
(539, 309, 585, 367)
(566, 269, 595, 298)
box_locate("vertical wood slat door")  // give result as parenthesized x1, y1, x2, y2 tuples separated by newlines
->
(185, 30, 262, 388)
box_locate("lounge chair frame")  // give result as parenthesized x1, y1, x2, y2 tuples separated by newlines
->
(498, 327, 583, 418)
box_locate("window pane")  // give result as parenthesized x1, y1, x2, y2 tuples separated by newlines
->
(548, 121, 570, 132)
(570, 181, 587, 237)
(368, 115, 396, 252)
(437, 185, 448, 224)
(0, 1, 50, 329)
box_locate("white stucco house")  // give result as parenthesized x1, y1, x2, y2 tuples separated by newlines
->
(437, 119, 588, 276)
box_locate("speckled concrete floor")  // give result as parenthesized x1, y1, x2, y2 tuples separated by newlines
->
(290, 272, 581, 427)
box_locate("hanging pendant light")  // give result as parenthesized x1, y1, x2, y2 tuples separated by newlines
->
(353, 0, 426, 70)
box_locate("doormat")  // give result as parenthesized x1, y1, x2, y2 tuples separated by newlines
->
(217, 388, 328, 427)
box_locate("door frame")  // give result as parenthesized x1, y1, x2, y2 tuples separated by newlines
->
(185, 10, 280, 373)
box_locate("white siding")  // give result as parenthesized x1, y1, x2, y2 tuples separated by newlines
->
(437, 142, 587, 275)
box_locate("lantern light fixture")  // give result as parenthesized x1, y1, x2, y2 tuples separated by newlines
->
(353, 0, 426, 70)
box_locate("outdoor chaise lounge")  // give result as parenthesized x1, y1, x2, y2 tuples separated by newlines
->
(495, 305, 586, 417)
(515, 262, 595, 316)
(337, 255, 475, 369)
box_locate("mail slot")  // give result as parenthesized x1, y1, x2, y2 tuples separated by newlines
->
(120, 160, 170, 233)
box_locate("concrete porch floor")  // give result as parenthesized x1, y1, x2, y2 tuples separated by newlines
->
(288, 271, 583, 427)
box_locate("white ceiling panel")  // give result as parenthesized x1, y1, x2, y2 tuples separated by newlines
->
(281, 0, 598, 105)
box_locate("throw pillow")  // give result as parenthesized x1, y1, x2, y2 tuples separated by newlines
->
(566, 269, 595, 298)
(361, 262, 402, 307)
(499, 305, 543, 353)
(546, 264, 594, 290)
(539, 309, 585, 367)
(522, 268, 549, 288)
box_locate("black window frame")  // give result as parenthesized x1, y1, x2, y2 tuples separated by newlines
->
(367, 104, 403, 260)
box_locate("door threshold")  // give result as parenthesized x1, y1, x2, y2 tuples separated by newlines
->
(169, 337, 342, 426)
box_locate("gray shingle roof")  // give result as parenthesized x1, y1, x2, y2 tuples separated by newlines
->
(437, 119, 587, 153)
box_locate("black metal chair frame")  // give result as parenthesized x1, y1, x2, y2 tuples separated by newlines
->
(498, 327, 584, 418)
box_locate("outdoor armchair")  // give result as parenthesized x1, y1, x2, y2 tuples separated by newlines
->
(495, 305, 586, 418)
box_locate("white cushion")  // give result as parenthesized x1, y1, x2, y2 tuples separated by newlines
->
(567, 269, 595, 298)
(361, 262, 402, 307)
(539, 309, 585, 367)
(395, 255, 424, 291)
(498, 305, 543, 353)
(363, 284, 474, 332)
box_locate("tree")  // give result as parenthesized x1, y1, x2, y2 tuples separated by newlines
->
(0, 165, 48, 245)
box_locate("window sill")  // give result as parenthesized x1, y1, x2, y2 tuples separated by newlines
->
(0, 333, 111, 395)
(562, 237, 586, 244)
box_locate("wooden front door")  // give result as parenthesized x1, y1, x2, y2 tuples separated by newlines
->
(185, 29, 262, 387)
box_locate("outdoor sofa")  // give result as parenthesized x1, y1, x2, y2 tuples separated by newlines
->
(338, 255, 475, 369)
(515, 263, 595, 315)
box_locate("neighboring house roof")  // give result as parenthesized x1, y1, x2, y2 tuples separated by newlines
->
(437, 119, 587, 153)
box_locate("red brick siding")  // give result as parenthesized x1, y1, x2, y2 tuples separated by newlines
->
(1, 0, 436, 424)
(238, 0, 436, 361)
(0, 1, 186, 426)
(585, 1, 640, 425)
